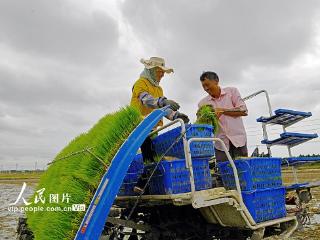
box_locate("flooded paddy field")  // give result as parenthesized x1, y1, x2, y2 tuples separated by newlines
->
(0, 169, 319, 239)
(280, 169, 320, 240)
(0, 179, 36, 240)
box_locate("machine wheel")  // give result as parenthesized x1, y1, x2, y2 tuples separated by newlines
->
(107, 205, 255, 240)
(217, 228, 251, 240)
(127, 229, 139, 240)
(109, 229, 125, 240)
(143, 205, 210, 240)
(250, 228, 265, 240)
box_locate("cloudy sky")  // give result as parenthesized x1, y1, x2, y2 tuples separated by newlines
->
(1, 0, 320, 170)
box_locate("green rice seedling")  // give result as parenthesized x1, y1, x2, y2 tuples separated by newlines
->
(143, 155, 162, 165)
(195, 105, 219, 134)
(26, 106, 142, 240)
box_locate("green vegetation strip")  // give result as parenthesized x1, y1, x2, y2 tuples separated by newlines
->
(0, 172, 43, 180)
(26, 106, 142, 240)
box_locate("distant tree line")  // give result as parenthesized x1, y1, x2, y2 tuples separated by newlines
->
(298, 153, 320, 157)
(250, 146, 320, 158)
(0, 169, 45, 173)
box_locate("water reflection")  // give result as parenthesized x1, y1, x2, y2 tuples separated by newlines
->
(0, 183, 35, 240)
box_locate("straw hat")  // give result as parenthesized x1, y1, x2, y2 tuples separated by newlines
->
(140, 57, 174, 73)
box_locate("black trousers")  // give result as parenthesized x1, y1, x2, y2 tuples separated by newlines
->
(215, 141, 248, 162)
(136, 136, 156, 190)
(140, 136, 156, 163)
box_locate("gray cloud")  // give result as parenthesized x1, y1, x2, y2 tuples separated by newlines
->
(122, 0, 320, 78)
(0, 0, 123, 169)
(121, 0, 320, 101)
(0, 0, 118, 66)
(121, 0, 320, 155)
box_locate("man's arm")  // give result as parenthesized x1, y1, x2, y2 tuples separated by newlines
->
(139, 92, 189, 122)
(216, 108, 247, 117)
(139, 92, 165, 109)
(197, 104, 246, 119)
(139, 92, 179, 111)
(217, 88, 248, 117)
(139, 92, 175, 119)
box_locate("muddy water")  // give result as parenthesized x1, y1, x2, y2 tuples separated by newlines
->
(0, 181, 36, 240)
(282, 169, 320, 240)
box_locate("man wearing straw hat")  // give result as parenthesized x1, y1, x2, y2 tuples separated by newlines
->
(131, 57, 189, 192)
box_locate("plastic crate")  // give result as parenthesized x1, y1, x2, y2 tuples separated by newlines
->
(152, 124, 214, 158)
(218, 158, 282, 191)
(118, 154, 144, 196)
(242, 187, 286, 223)
(127, 153, 144, 174)
(146, 158, 212, 195)
(118, 172, 139, 196)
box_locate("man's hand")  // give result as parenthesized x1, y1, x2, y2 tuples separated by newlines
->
(215, 108, 225, 118)
(162, 99, 180, 111)
(175, 112, 190, 123)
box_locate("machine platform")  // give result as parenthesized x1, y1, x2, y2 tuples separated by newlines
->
(257, 109, 312, 127)
(261, 132, 318, 147)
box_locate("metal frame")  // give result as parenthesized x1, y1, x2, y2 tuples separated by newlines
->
(153, 123, 244, 212)
(114, 117, 298, 238)
(243, 90, 273, 157)
(243, 89, 273, 117)
(151, 119, 198, 193)
(244, 90, 309, 160)
(150, 118, 188, 167)
(151, 121, 244, 204)
(203, 195, 297, 236)
(185, 137, 297, 238)
(186, 137, 298, 237)
(186, 138, 244, 205)
(152, 124, 256, 227)
(244, 89, 301, 183)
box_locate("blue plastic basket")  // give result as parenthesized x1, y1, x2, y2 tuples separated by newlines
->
(147, 158, 212, 195)
(218, 158, 282, 191)
(152, 124, 214, 158)
(118, 154, 144, 196)
(242, 187, 286, 223)
(118, 172, 139, 196)
(127, 153, 144, 174)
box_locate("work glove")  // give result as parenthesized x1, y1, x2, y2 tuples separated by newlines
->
(162, 98, 180, 111)
(174, 112, 190, 124)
